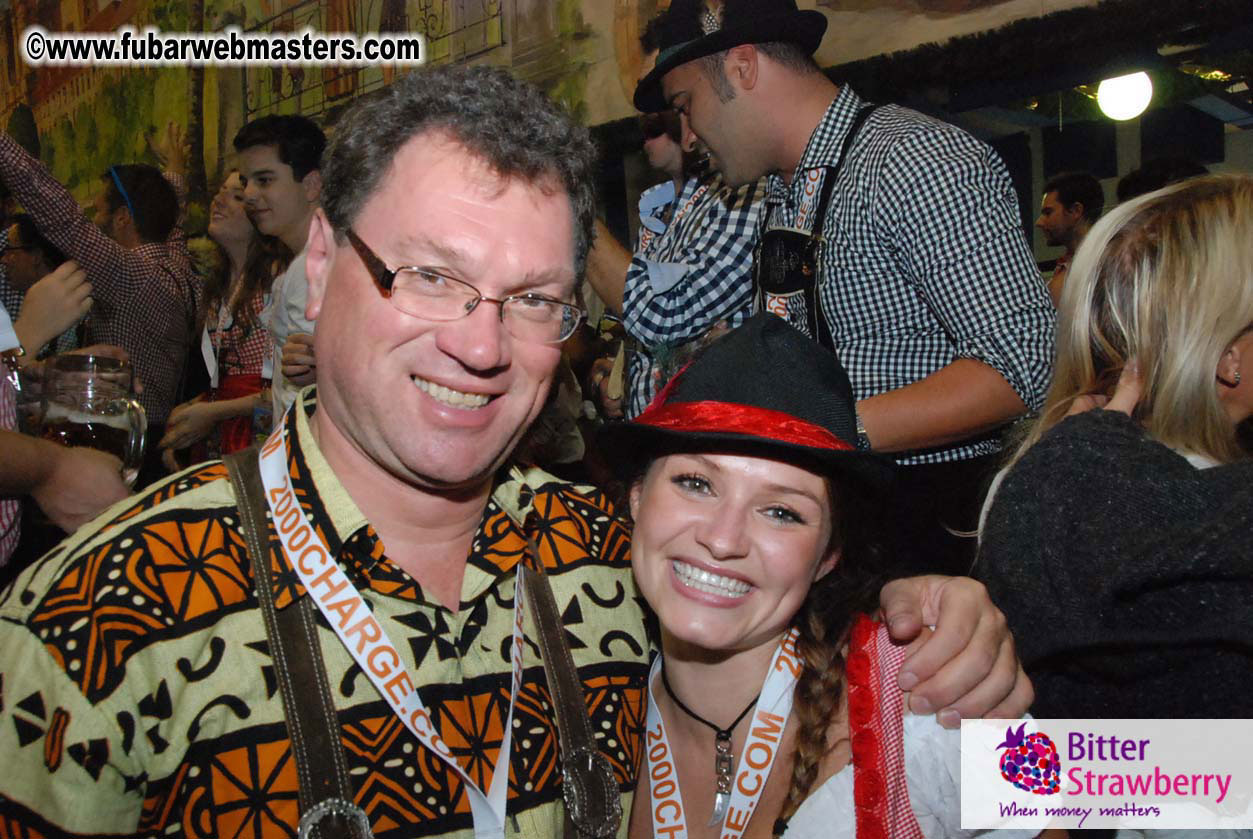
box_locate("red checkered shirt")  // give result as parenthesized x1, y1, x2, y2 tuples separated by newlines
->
(207, 291, 269, 379)
(0, 134, 201, 425)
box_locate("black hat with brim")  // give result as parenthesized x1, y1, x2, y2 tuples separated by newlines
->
(633, 0, 828, 113)
(600, 312, 895, 490)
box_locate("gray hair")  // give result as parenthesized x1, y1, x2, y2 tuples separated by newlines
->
(322, 65, 598, 277)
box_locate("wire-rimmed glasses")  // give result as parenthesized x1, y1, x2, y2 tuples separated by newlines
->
(345, 229, 584, 344)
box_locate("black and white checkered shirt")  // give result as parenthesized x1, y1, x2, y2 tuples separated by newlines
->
(621, 169, 764, 417)
(761, 86, 1055, 465)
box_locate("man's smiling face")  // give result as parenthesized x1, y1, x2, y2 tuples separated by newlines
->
(306, 131, 577, 492)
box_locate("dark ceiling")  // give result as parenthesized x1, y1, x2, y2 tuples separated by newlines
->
(827, 0, 1253, 138)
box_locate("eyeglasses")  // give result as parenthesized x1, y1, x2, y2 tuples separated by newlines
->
(345, 229, 585, 345)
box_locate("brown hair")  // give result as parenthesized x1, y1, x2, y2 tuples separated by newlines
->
(629, 452, 887, 835)
(199, 228, 290, 335)
(774, 476, 885, 835)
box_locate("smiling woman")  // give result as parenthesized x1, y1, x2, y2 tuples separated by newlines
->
(160, 171, 289, 465)
(604, 312, 1039, 839)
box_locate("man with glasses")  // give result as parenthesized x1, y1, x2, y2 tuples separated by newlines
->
(0, 139, 199, 487)
(0, 66, 1031, 838)
(585, 17, 763, 418)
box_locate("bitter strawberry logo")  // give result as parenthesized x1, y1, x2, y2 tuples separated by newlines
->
(997, 722, 1061, 795)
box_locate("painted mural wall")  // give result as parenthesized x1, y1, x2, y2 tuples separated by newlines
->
(0, 0, 1096, 222)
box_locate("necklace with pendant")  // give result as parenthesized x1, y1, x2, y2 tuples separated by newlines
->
(660, 665, 761, 825)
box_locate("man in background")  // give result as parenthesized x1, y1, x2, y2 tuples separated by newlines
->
(1, 215, 80, 355)
(234, 114, 325, 420)
(1036, 170, 1104, 304)
(586, 16, 762, 418)
(636, 0, 1055, 576)
(0, 134, 199, 487)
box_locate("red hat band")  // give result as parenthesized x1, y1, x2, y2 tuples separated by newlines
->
(634, 400, 855, 453)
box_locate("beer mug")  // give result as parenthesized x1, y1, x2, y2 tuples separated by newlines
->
(39, 355, 146, 486)
(13, 366, 45, 435)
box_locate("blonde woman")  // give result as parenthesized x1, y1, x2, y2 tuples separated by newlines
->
(979, 174, 1253, 719)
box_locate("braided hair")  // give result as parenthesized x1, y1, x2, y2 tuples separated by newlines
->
(773, 474, 886, 837)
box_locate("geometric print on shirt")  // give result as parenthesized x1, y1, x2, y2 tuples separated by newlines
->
(0, 391, 649, 839)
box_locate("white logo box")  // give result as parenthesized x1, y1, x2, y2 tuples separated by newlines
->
(961, 719, 1253, 831)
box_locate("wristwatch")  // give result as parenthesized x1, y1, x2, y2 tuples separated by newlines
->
(854, 407, 872, 451)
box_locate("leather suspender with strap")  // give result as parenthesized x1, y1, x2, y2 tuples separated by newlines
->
(225, 447, 621, 838)
(224, 448, 371, 839)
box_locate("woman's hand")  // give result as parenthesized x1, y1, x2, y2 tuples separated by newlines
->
(1101, 361, 1142, 415)
(1066, 361, 1142, 417)
(159, 397, 217, 451)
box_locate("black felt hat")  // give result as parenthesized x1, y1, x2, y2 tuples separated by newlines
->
(634, 0, 828, 113)
(602, 313, 894, 488)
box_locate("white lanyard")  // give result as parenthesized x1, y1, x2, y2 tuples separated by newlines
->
(765, 168, 825, 237)
(644, 629, 801, 839)
(791, 169, 825, 232)
(261, 347, 275, 381)
(0, 302, 18, 352)
(257, 426, 526, 838)
(262, 287, 278, 381)
(201, 304, 231, 389)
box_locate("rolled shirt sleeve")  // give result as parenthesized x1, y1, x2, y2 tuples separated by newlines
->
(879, 127, 1055, 412)
(621, 177, 762, 349)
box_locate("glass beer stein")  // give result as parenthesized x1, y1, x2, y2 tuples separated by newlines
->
(39, 355, 146, 486)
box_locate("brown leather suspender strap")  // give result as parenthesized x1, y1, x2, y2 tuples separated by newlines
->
(226, 445, 617, 837)
(520, 563, 622, 839)
(224, 448, 370, 839)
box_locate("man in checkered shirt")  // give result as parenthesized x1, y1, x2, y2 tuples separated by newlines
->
(0, 134, 200, 485)
(636, 0, 1055, 575)
(586, 19, 763, 419)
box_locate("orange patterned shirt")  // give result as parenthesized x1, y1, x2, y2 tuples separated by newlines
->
(0, 390, 648, 838)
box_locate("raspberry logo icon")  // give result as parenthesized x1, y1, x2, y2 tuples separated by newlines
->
(997, 722, 1061, 795)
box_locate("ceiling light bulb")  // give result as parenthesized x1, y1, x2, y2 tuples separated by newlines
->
(1097, 72, 1153, 121)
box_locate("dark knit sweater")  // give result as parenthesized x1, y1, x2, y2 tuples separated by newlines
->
(977, 410, 1253, 718)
